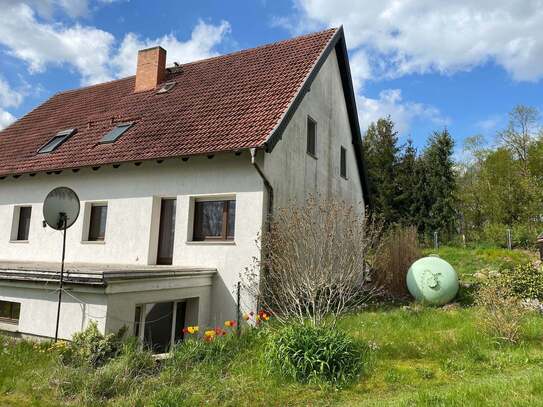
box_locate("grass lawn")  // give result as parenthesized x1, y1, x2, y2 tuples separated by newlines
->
(423, 245, 537, 282)
(0, 246, 542, 406)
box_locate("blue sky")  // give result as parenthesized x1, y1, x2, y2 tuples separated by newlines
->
(1, 0, 543, 154)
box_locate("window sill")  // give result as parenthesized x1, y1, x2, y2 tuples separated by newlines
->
(81, 240, 106, 245)
(307, 152, 318, 160)
(9, 240, 29, 244)
(0, 320, 19, 332)
(186, 241, 236, 246)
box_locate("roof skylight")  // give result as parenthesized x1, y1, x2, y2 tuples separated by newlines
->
(37, 128, 77, 154)
(100, 122, 133, 144)
(156, 81, 176, 94)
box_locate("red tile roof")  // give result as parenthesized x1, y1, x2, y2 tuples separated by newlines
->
(0, 28, 338, 177)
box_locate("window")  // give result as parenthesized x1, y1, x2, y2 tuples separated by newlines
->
(135, 301, 186, 354)
(340, 146, 347, 179)
(15, 206, 31, 241)
(88, 204, 107, 241)
(193, 199, 235, 241)
(156, 81, 176, 94)
(100, 122, 133, 144)
(307, 116, 317, 157)
(38, 128, 77, 153)
(0, 301, 20, 323)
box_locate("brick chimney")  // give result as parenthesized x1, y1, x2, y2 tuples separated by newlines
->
(134, 46, 166, 92)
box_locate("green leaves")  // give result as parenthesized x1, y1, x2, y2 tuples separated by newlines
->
(264, 324, 365, 387)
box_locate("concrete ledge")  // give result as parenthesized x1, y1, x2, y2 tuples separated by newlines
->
(0, 260, 217, 287)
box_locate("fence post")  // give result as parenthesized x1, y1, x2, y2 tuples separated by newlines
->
(434, 231, 439, 251)
(462, 234, 466, 248)
(236, 281, 241, 337)
(507, 228, 512, 250)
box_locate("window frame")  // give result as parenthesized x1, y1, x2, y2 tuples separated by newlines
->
(37, 128, 76, 154)
(99, 122, 133, 144)
(306, 116, 317, 158)
(87, 203, 108, 242)
(340, 146, 348, 179)
(0, 301, 21, 324)
(193, 199, 236, 242)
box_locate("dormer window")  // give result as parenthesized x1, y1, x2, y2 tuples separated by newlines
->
(156, 81, 176, 94)
(37, 128, 76, 154)
(100, 122, 133, 144)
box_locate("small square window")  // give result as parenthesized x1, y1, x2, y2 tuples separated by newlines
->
(100, 122, 133, 144)
(307, 116, 317, 157)
(16, 207, 32, 241)
(88, 204, 107, 241)
(38, 128, 76, 153)
(340, 146, 347, 179)
(193, 200, 236, 241)
(0, 301, 21, 323)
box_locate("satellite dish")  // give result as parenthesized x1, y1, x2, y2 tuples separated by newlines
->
(43, 187, 80, 230)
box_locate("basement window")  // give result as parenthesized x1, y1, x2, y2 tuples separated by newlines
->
(100, 122, 133, 144)
(156, 81, 176, 94)
(38, 128, 76, 153)
(0, 301, 20, 324)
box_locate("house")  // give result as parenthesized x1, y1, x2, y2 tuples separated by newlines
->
(0, 27, 368, 352)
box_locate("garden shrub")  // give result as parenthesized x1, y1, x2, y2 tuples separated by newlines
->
(375, 225, 421, 298)
(497, 263, 543, 301)
(475, 281, 528, 344)
(59, 322, 127, 367)
(265, 323, 365, 386)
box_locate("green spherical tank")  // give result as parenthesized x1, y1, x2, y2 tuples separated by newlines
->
(406, 256, 459, 305)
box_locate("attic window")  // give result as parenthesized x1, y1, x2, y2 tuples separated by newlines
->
(100, 122, 133, 144)
(38, 128, 76, 154)
(156, 81, 176, 94)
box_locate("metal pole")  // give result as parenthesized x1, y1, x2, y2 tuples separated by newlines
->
(54, 214, 67, 342)
(236, 281, 241, 337)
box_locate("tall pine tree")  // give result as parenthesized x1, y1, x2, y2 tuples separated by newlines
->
(362, 117, 400, 224)
(418, 129, 457, 239)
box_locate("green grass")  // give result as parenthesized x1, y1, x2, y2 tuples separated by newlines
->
(0, 247, 542, 406)
(423, 245, 537, 282)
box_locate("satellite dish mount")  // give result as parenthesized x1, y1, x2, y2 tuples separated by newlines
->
(43, 187, 80, 342)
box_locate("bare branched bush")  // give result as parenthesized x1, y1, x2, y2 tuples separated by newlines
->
(243, 197, 382, 325)
(375, 225, 421, 298)
(475, 281, 528, 344)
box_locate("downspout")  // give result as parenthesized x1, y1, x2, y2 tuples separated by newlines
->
(249, 148, 274, 220)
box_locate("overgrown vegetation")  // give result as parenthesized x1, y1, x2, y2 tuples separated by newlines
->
(375, 225, 421, 298)
(244, 197, 382, 325)
(265, 323, 366, 386)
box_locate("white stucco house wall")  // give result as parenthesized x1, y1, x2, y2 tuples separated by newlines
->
(0, 27, 368, 352)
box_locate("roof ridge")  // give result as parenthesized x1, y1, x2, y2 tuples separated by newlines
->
(178, 27, 339, 67)
(53, 27, 339, 97)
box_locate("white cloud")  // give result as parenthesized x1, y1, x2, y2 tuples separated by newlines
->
(292, 0, 543, 82)
(112, 20, 231, 78)
(0, 3, 230, 85)
(357, 89, 448, 134)
(0, 3, 115, 84)
(0, 110, 16, 130)
(0, 77, 24, 130)
(0, 78, 23, 108)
